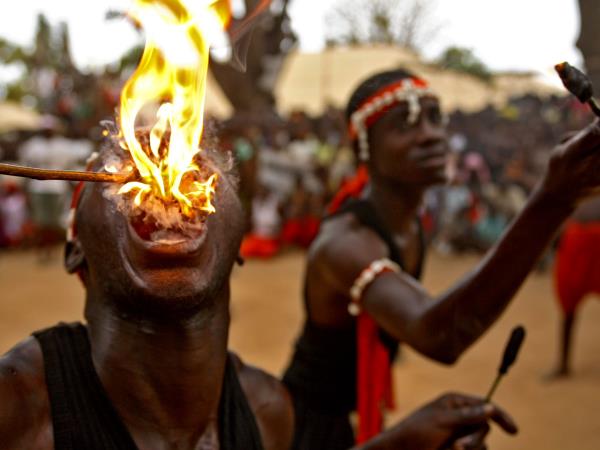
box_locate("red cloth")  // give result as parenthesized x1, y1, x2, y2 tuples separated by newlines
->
(281, 216, 320, 248)
(554, 221, 600, 314)
(468, 193, 482, 225)
(327, 164, 394, 443)
(281, 220, 301, 245)
(240, 234, 280, 259)
(356, 313, 395, 443)
(327, 165, 370, 214)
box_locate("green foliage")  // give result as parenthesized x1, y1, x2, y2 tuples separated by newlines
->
(0, 38, 23, 64)
(4, 83, 29, 103)
(0, 13, 75, 71)
(437, 46, 492, 82)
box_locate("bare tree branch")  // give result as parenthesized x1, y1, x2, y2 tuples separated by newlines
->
(209, 0, 296, 114)
(326, 0, 440, 52)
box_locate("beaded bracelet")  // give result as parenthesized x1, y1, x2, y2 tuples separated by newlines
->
(348, 258, 401, 316)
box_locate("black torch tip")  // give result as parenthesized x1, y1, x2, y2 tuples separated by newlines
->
(498, 325, 526, 375)
(555, 61, 594, 103)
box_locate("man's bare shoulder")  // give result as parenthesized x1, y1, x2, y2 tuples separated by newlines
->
(232, 353, 294, 450)
(0, 337, 52, 449)
(309, 212, 389, 288)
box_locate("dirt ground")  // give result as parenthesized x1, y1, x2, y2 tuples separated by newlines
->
(1, 248, 599, 449)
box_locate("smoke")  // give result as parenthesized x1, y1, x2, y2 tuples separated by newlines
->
(216, 0, 274, 72)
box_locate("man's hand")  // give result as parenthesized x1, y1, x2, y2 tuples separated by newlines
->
(356, 393, 518, 450)
(541, 119, 600, 206)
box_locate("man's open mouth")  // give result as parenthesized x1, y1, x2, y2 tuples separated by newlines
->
(127, 210, 208, 254)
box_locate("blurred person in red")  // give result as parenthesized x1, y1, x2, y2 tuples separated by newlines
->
(19, 117, 92, 260)
(550, 194, 600, 378)
(0, 179, 28, 247)
(240, 184, 283, 259)
(281, 175, 322, 249)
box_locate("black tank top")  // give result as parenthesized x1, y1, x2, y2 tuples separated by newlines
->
(283, 199, 425, 414)
(33, 323, 264, 450)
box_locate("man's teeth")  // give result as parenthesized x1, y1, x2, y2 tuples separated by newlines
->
(150, 229, 189, 243)
(155, 237, 187, 245)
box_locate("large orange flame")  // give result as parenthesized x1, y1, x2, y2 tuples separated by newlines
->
(118, 0, 232, 217)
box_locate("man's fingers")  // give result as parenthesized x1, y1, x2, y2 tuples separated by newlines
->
(563, 119, 600, 158)
(446, 403, 518, 435)
(452, 425, 490, 450)
(488, 404, 518, 434)
(446, 403, 492, 427)
(438, 392, 488, 409)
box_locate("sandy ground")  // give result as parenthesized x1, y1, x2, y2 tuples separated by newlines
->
(0, 248, 599, 449)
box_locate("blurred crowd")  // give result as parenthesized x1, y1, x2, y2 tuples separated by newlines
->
(0, 124, 92, 259)
(430, 94, 590, 256)
(0, 91, 593, 263)
(217, 93, 593, 260)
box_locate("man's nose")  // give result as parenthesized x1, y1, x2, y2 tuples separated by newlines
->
(416, 115, 447, 147)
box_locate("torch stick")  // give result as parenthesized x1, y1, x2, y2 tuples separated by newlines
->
(485, 325, 526, 402)
(555, 62, 600, 118)
(0, 163, 133, 183)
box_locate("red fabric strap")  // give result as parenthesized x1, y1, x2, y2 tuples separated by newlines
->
(356, 313, 395, 443)
(327, 165, 395, 443)
(327, 165, 369, 214)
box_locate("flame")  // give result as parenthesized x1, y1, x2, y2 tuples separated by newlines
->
(117, 0, 232, 218)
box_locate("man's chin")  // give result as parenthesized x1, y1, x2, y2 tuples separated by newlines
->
(131, 263, 211, 293)
(117, 260, 223, 317)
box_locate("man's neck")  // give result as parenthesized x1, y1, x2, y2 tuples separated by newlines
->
(84, 291, 230, 443)
(366, 178, 425, 234)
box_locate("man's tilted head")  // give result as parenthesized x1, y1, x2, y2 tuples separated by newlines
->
(64, 134, 245, 320)
(346, 68, 449, 187)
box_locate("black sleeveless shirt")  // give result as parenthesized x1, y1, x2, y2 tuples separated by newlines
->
(33, 323, 264, 450)
(283, 199, 425, 415)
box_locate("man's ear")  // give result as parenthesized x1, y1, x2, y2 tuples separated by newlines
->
(64, 239, 86, 274)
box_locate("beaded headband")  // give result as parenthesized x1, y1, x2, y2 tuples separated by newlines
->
(348, 77, 435, 161)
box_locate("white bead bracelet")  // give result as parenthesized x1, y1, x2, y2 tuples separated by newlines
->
(348, 258, 401, 316)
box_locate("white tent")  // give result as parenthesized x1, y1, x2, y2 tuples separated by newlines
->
(272, 45, 563, 115)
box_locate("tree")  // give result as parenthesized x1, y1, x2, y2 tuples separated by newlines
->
(0, 14, 118, 137)
(436, 46, 492, 82)
(209, 0, 297, 114)
(325, 0, 440, 52)
(577, 0, 600, 89)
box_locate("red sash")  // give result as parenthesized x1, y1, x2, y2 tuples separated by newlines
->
(328, 165, 395, 443)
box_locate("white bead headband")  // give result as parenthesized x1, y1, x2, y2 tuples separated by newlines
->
(348, 78, 435, 161)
